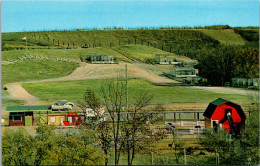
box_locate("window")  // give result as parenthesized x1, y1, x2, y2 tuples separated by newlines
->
(13, 116, 22, 122)
(50, 117, 56, 123)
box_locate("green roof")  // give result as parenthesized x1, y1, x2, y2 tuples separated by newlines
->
(210, 98, 228, 106)
(6, 105, 51, 112)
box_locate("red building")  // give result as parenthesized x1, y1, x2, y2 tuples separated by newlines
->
(203, 98, 246, 136)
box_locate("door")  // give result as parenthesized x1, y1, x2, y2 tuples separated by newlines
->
(60, 118, 64, 126)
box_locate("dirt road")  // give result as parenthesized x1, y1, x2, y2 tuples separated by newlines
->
(4, 62, 258, 106)
(4, 62, 178, 105)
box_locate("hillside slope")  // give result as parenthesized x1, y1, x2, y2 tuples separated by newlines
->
(2, 29, 220, 50)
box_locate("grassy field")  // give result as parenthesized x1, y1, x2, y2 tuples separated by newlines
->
(198, 29, 245, 45)
(22, 79, 251, 106)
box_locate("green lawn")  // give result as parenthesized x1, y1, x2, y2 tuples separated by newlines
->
(22, 79, 251, 106)
(2, 59, 78, 84)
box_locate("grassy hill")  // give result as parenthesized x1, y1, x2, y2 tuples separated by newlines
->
(2, 29, 220, 50)
(3, 27, 258, 60)
(2, 45, 188, 84)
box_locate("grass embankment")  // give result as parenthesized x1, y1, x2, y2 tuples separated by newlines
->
(112, 44, 190, 63)
(198, 29, 245, 45)
(23, 79, 251, 106)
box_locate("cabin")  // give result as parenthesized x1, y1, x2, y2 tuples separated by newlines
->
(155, 55, 181, 65)
(203, 98, 246, 136)
(6, 105, 51, 126)
(231, 78, 259, 89)
(89, 55, 114, 64)
(171, 66, 198, 78)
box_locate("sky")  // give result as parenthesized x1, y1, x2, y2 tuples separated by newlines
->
(2, 0, 259, 32)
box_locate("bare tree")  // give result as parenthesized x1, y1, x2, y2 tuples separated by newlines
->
(80, 78, 166, 165)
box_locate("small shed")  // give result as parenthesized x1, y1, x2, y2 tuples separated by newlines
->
(155, 54, 181, 65)
(171, 66, 198, 78)
(203, 98, 246, 136)
(6, 105, 51, 126)
(89, 55, 114, 64)
(48, 112, 84, 126)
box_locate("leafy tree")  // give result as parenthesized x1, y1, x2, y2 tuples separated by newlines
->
(2, 127, 33, 165)
(32, 124, 57, 166)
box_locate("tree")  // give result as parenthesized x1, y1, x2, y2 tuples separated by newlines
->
(2, 125, 105, 166)
(32, 124, 57, 166)
(2, 127, 33, 165)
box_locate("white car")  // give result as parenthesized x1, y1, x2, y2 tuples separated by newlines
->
(51, 100, 74, 111)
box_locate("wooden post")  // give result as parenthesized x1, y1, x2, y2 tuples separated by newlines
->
(151, 152, 154, 165)
(184, 148, 186, 165)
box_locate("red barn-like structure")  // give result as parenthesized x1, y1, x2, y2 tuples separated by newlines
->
(203, 98, 246, 136)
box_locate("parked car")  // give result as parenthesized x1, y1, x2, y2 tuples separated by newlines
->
(51, 100, 74, 111)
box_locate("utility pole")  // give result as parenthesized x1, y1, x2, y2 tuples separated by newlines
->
(125, 64, 128, 110)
